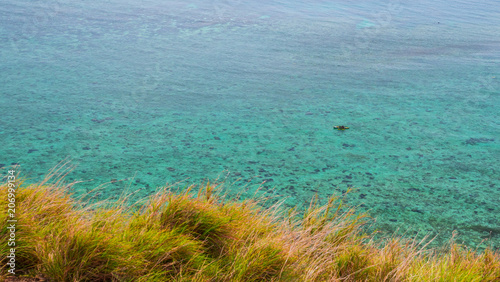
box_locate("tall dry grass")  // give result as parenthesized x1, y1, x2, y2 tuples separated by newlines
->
(1, 164, 499, 281)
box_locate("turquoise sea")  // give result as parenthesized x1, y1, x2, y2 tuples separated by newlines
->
(1, 0, 499, 250)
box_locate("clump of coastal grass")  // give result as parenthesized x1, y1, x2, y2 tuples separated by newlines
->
(1, 165, 499, 281)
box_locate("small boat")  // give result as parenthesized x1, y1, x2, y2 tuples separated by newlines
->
(333, 125, 349, 130)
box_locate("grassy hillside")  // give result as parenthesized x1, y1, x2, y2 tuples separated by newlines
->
(1, 165, 499, 281)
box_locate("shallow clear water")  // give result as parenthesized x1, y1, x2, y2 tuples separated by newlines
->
(1, 0, 499, 249)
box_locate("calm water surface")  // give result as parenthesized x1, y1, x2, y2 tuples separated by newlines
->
(1, 0, 499, 249)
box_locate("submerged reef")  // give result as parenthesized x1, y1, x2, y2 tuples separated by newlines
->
(465, 138, 495, 145)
